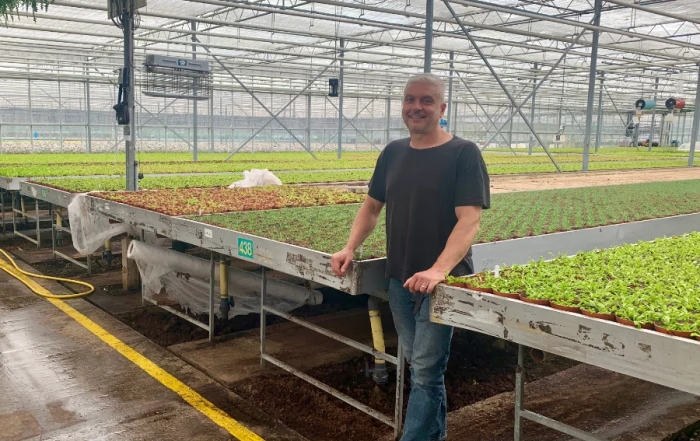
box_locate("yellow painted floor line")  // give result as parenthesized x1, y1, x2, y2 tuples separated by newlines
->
(0, 259, 265, 441)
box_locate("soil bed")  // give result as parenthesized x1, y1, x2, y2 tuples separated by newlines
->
(230, 330, 578, 441)
(114, 287, 371, 347)
(94, 186, 365, 216)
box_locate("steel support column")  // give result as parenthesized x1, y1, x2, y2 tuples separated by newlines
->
(452, 101, 458, 135)
(385, 90, 391, 144)
(424, 0, 434, 73)
(446, 51, 454, 132)
(58, 80, 64, 152)
(191, 20, 199, 162)
(659, 113, 666, 147)
(209, 83, 214, 152)
(338, 38, 345, 159)
(28, 77, 33, 150)
(595, 74, 605, 152)
(649, 77, 659, 151)
(85, 62, 92, 153)
(306, 94, 312, 151)
(688, 64, 700, 167)
(508, 105, 514, 149)
(123, 4, 138, 191)
(681, 112, 688, 144)
(582, 0, 602, 172)
(528, 63, 537, 155)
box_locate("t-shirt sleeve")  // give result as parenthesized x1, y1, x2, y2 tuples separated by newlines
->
(454, 143, 490, 209)
(367, 149, 388, 203)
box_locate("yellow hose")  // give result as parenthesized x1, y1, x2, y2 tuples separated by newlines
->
(0, 248, 94, 299)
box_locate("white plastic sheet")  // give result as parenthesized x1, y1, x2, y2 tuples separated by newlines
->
(228, 169, 282, 188)
(127, 240, 322, 318)
(68, 194, 137, 255)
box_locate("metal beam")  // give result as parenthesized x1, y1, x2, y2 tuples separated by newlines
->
(123, 4, 138, 191)
(456, 73, 513, 149)
(603, 0, 700, 26)
(326, 98, 382, 152)
(582, 0, 602, 172)
(528, 63, 537, 156)
(480, 22, 591, 151)
(424, 0, 434, 73)
(449, 0, 700, 53)
(442, 1, 561, 173)
(689, 64, 700, 167)
(338, 38, 345, 159)
(193, 36, 318, 159)
(446, 51, 454, 132)
(84, 62, 92, 153)
(223, 63, 333, 160)
(595, 73, 605, 152)
(649, 77, 659, 152)
(192, 20, 199, 162)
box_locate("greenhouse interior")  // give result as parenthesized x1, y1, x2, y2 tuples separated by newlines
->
(1, 0, 699, 440)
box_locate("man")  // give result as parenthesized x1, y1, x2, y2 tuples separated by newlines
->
(331, 73, 490, 441)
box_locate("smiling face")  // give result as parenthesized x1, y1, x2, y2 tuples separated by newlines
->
(402, 80, 447, 136)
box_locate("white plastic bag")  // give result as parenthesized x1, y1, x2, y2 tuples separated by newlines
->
(68, 194, 134, 255)
(228, 169, 282, 188)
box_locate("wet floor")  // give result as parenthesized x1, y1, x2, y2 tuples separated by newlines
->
(0, 259, 305, 441)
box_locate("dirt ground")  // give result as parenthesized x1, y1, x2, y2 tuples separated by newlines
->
(489, 167, 700, 194)
(229, 331, 578, 441)
(675, 428, 700, 441)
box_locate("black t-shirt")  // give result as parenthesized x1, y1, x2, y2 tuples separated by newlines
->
(368, 136, 490, 283)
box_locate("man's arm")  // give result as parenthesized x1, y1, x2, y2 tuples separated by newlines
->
(404, 205, 482, 293)
(331, 196, 385, 276)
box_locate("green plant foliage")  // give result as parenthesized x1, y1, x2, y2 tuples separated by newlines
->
(0, 149, 688, 166)
(1, 0, 51, 21)
(449, 233, 700, 335)
(2, 148, 696, 178)
(12, 157, 696, 179)
(187, 179, 700, 259)
(34, 170, 375, 192)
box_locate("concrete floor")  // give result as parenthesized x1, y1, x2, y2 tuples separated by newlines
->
(0, 259, 306, 441)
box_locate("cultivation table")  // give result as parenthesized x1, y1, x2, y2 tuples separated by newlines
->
(19, 182, 96, 273)
(431, 285, 700, 441)
(82, 193, 405, 437)
(82, 191, 700, 440)
(0, 177, 26, 234)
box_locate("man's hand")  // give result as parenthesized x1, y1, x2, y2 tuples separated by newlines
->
(404, 267, 446, 294)
(331, 248, 355, 277)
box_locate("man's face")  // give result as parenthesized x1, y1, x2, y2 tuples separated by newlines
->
(402, 81, 446, 135)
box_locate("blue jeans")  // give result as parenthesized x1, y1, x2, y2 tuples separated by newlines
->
(388, 278, 453, 441)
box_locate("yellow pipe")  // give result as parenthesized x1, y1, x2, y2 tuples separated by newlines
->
(0, 248, 94, 298)
(56, 210, 63, 229)
(219, 257, 228, 298)
(105, 238, 112, 251)
(369, 308, 387, 368)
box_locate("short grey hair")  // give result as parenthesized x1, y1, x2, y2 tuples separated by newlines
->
(404, 73, 446, 101)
